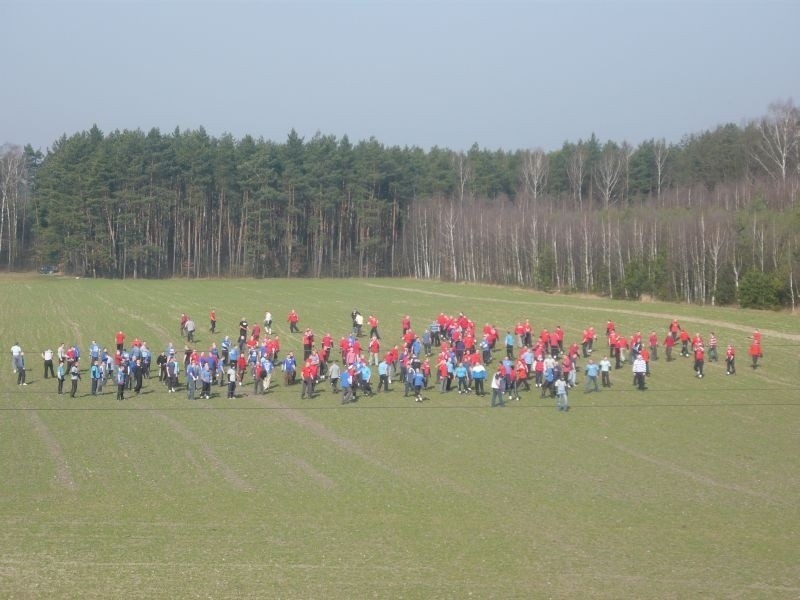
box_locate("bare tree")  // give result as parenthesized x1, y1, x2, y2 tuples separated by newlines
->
(752, 99, 799, 184)
(521, 148, 548, 205)
(596, 142, 624, 209)
(653, 138, 670, 200)
(566, 144, 587, 209)
(0, 144, 27, 268)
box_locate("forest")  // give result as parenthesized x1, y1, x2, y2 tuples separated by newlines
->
(1, 100, 798, 309)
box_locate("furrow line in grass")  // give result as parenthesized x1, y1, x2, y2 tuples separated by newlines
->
(596, 437, 788, 506)
(23, 409, 76, 490)
(146, 409, 252, 492)
(363, 283, 800, 341)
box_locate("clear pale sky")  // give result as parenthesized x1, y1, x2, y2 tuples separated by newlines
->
(2, 0, 798, 153)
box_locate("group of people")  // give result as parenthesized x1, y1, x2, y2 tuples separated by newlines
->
(10, 306, 764, 410)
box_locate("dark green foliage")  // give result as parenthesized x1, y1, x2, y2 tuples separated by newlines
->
(738, 269, 781, 309)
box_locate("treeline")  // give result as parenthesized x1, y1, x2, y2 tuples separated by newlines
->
(1, 100, 798, 308)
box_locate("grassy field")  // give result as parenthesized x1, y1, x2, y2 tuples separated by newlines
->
(1, 275, 798, 599)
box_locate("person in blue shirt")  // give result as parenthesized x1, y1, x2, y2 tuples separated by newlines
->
(340, 368, 353, 404)
(584, 359, 600, 393)
(455, 362, 469, 394)
(282, 353, 296, 386)
(115, 364, 127, 401)
(200, 363, 212, 399)
(377, 359, 390, 392)
(505, 332, 515, 359)
(413, 368, 425, 402)
(90, 359, 101, 395)
(186, 361, 198, 400)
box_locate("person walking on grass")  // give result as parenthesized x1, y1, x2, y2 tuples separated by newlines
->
(56, 359, 66, 394)
(186, 360, 198, 400)
(15, 351, 27, 386)
(555, 376, 569, 411)
(226, 364, 237, 399)
(90, 360, 101, 395)
(69, 361, 81, 398)
(115, 364, 126, 401)
(725, 344, 736, 375)
(42, 348, 55, 379)
(584, 359, 600, 393)
(490, 370, 505, 407)
(632, 355, 647, 391)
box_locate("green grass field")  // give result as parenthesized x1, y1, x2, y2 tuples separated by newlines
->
(1, 275, 799, 599)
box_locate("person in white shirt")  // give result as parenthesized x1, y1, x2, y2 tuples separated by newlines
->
(41, 348, 55, 378)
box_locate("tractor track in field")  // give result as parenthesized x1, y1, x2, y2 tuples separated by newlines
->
(253, 396, 472, 496)
(595, 436, 786, 506)
(24, 409, 76, 489)
(363, 283, 800, 342)
(147, 409, 252, 492)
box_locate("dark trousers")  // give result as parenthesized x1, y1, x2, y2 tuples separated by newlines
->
(70, 380, 78, 397)
(44, 360, 55, 378)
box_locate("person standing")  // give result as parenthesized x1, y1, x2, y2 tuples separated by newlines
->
(116, 364, 127, 401)
(648, 331, 659, 361)
(693, 345, 705, 378)
(90, 360, 101, 395)
(663, 332, 675, 362)
(56, 359, 66, 394)
(209, 309, 217, 334)
(377, 359, 389, 392)
(708, 332, 718, 362)
(186, 361, 198, 400)
(226, 364, 237, 399)
(132, 359, 144, 394)
(599, 356, 612, 387)
(471, 362, 486, 396)
(185, 318, 196, 343)
(584, 359, 600, 393)
(16, 351, 27, 386)
(632, 355, 647, 390)
(115, 331, 126, 352)
(725, 344, 736, 375)
(555, 376, 569, 411)
(11, 341, 22, 374)
(490, 370, 506, 407)
(287, 310, 300, 333)
(200, 362, 212, 399)
(749, 340, 762, 369)
(42, 348, 55, 379)
(263, 310, 273, 335)
(69, 361, 81, 397)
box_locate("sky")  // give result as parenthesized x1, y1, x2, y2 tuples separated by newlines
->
(1, 0, 799, 153)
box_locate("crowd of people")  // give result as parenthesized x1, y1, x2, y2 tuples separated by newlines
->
(9, 307, 765, 410)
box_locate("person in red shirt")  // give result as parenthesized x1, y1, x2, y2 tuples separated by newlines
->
(664, 333, 676, 361)
(180, 314, 188, 339)
(251, 323, 261, 341)
(725, 344, 736, 375)
(369, 337, 380, 366)
(648, 331, 659, 361)
(301, 361, 315, 399)
(368, 315, 380, 339)
(115, 331, 125, 352)
(236, 353, 247, 386)
(287, 309, 300, 333)
(679, 330, 691, 357)
(748, 341, 762, 369)
(669, 319, 681, 341)
(693, 345, 705, 378)
(402, 315, 411, 335)
(209, 309, 216, 334)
